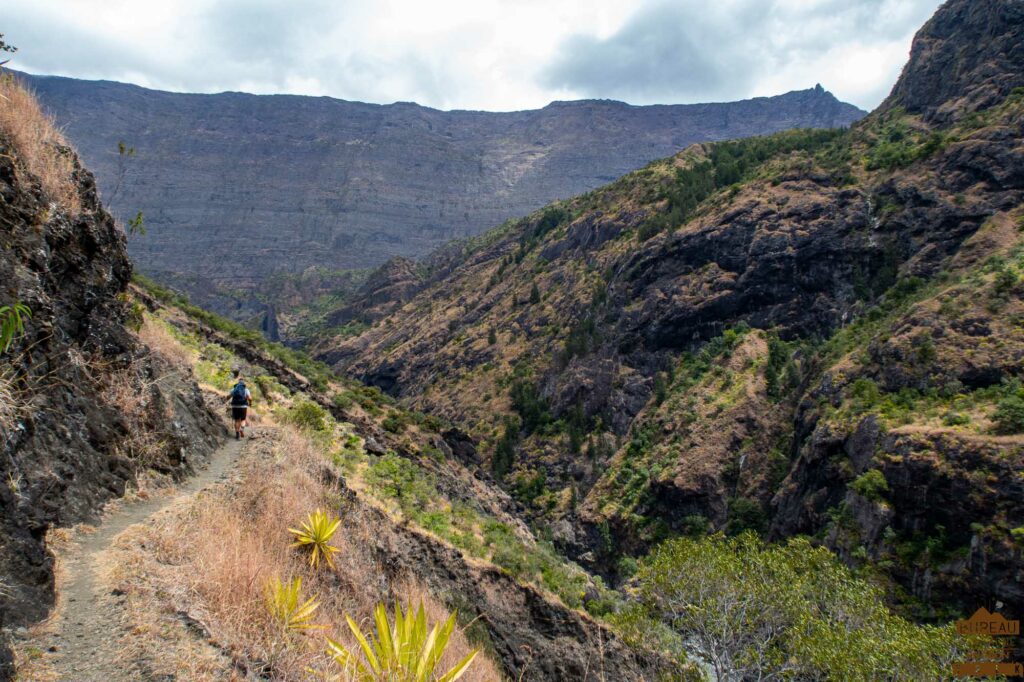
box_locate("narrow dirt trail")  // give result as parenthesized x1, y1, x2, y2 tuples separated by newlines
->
(30, 437, 244, 681)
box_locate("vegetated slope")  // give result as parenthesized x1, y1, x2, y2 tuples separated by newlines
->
(128, 281, 672, 680)
(0, 78, 221, 679)
(21, 71, 863, 326)
(316, 0, 1024, 621)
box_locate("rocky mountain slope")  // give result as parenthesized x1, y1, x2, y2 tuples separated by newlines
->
(20, 72, 863, 323)
(0, 78, 668, 682)
(0, 90, 222, 677)
(314, 0, 1024, 621)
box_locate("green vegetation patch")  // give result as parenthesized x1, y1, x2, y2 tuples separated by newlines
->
(618, 532, 977, 680)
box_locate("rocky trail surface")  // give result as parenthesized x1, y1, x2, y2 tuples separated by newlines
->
(21, 436, 243, 681)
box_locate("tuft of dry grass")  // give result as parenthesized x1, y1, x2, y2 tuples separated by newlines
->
(138, 314, 195, 371)
(99, 362, 173, 471)
(121, 424, 502, 680)
(0, 368, 18, 442)
(0, 75, 82, 214)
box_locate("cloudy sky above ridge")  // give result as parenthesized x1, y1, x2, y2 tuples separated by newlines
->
(5, 0, 943, 112)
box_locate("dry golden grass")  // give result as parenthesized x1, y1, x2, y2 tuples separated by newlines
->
(0, 75, 82, 214)
(0, 368, 19, 443)
(99, 362, 174, 472)
(122, 424, 502, 680)
(138, 314, 196, 371)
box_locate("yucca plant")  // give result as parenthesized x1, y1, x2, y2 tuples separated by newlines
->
(265, 576, 323, 632)
(325, 601, 478, 682)
(289, 508, 342, 569)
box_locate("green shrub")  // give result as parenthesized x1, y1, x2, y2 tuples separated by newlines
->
(942, 411, 970, 427)
(512, 469, 547, 505)
(616, 556, 639, 579)
(726, 498, 766, 535)
(285, 400, 330, 432)
(993, 392, 1024, 434)
(492, 416, 519, 478)
(332, 391, 354, 410)
(529, 282, 541, 305)
(993, 267, 1019, 297)
(1011, 527, 1024, 547)
(509, 379, 550, 434)
(365, 452, 435, 513)
(630, 533, 973, 681)
(850, 469, 889, 502)
(678, 514, 709, 537)
(381, 412, 408, 434)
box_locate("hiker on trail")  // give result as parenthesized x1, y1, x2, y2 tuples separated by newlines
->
(229, 376, 252, 439)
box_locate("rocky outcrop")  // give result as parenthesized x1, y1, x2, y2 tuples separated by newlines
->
(883, 0, 1024, 123)
(326, 256, 425, 327)
(0, 133, 221, 677)
(20, 72, 863, 321)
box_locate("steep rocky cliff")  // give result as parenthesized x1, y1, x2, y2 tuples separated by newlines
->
(21, 72, 863, 322)
(315, 0, 1024, 621)
(0, 106, 221, 676)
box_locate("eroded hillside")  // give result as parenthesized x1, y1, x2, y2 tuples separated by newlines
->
(314, 0, 1024, 620)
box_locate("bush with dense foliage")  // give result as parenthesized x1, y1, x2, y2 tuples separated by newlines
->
(993, 382, 1024, 434)
(285, 400, 330, 432)
(627, 533, 970, 681)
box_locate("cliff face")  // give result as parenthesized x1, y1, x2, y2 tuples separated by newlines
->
(0, 123, 220, 674)
(883, 0, 1024, 123)
(20, 73, 863, 319)
(314, 0, 1024, 620)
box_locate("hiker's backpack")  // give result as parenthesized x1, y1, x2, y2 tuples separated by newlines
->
(231, 382, 248, 405)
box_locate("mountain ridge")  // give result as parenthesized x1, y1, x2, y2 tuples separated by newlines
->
(20, 71, 864, 327)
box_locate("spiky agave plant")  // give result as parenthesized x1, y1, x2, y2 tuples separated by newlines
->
(289, 508, 342, 569)
(326, 601, 478, 682)
(265, 576, 323, 632)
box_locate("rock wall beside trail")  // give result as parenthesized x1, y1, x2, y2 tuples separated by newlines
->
(0, 133, 222, 678)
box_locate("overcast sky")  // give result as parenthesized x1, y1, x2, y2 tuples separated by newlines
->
(5, 0, 943, 112)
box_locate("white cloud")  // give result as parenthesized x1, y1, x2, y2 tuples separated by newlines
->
(4, 0, 943, 111)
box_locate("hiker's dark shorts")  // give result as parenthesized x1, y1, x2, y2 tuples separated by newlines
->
(231, 406, 248, 420)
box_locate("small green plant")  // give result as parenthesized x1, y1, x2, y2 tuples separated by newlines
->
(289, 508, 342, 569)
(126, 210, 146, 236)
(850, 469, 889, 502)
(325, 601, 478, 682)
(1010, 527, 1024, 548)
(265, 576, 322, 632)
(0, 302, 30, 353)
(942, 411, 970, 427)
